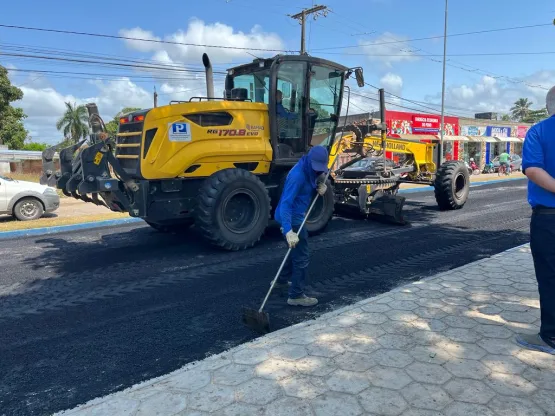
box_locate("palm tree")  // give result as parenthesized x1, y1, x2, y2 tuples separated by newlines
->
(56, 102, 90, 143)
(510, 98, 532, 122)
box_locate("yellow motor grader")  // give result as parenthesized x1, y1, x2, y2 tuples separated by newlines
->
(40, 53, 470, 250)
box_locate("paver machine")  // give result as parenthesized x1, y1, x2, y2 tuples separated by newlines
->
(40, 53, 470, 251)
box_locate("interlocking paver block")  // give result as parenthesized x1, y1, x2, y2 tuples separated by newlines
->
(255, 358, 297, 380)
(74, 398, 140, 416)
(443, 327, 481, 343)
(310, 392, 363, 416)
(325, 369, 370, 394)
(473, 324, 514, 339)
(435, 341, 487, 360)
(280, 375, 327, 399)
(442, 315, 478, 329)
(368, 348, 413, 368)
(166, 369, 211, 392)
(444, 402, 496, 416)
(381, 320, 419, 335)
(410, 318, 448, 333)
(532, 389, 555, 415)
(342, 335, 382, 354)
(295, 356, 336, 376)
(357, 312, 389, 325)
(385, 310, 419, 322)
(188, 384, 234, 413)
(366, 365, 412, 390)
(409, 345, 451, 365)
(480, 354, 528, 375)
(500, 310, 537, 324)
(358, 387, 408, 415)
(333, 352, 375, 372)
(486, 372, 537, 396)
(306, 340, 345, 358)
(444, 358, 490, 380)
(264, 397, 313, 416)
(377, 334, 415, 350)
(401, 383, 452, 411)
(233, 347, 270, 365)
(219, 402, 265, 416)
(444, 378, 496, 404)
(477, 338, 521, 356)
(135, 391, 187, 416)
(235, 378, 282, 405)
(361, 303, 391, 313)
(522, 366, 555, 390)
(270, 344, 308, 361)
(487, 396, 546, 416)
(213, 363, 254, 386)
(406, 362, 452, 385)
(412, 307, 448, 320)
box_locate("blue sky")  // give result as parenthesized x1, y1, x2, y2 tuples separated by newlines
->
(1, 0, 554, 143)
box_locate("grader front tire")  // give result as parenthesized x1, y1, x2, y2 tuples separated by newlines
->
(195, 169, 271, 251)
(434, 161, 470, 210)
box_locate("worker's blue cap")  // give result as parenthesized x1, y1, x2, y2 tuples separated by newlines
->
(309, 146, 329, 172)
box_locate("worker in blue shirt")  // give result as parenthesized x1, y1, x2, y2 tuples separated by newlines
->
(276, 90, 297, 120)
(517, 86, 555, 355)
(274, 146, 329, 306)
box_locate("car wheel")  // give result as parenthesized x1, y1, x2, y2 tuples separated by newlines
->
(13, 197, 45, 221)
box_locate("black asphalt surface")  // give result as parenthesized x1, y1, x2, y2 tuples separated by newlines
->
(0, 179, 531, 416)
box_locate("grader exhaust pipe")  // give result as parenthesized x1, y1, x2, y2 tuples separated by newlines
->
(202, 53, 214, 100)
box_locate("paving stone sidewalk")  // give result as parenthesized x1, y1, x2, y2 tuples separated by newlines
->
(57, 244, 555, 416)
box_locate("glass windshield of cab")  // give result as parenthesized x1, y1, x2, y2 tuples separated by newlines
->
(310, 66, 343, 146)
(231, 70, 294, 105)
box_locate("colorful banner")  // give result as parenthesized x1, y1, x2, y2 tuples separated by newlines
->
(485, 126, 511, 138)
(461, 125, 486, 136)
(516, 126, 529, 138)
(412, 115, 440, 133)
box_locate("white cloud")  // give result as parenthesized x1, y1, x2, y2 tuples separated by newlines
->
(359, 32, 420, 68)
(119, 18, 284, 65)
(424, 71, 555, 117)
(380, 73, 403, 95)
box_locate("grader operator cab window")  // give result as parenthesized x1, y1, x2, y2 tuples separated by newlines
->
(309, 66, 342, 147)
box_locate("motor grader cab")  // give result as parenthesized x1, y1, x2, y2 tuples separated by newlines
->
(40, 53, 365, 250)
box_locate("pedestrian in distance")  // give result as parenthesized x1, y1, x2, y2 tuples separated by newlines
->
(273, 146, 329, 307)
(516, 85, 555, 355)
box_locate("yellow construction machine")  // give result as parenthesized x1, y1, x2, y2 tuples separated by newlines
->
(40, 53, 470, 251)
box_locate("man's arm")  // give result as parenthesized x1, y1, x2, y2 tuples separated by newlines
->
(279, 174, 303, 235)
(522, 126, 555, 193)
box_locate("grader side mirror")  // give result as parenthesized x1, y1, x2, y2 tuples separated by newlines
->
(354, 68, 365, 88)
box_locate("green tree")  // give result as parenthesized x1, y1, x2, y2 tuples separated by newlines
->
(522, 108, 548, 124)
(56, 102, 90, 143)
(510, 98, 533, 122)
(22, 141, 49, 151)
(105, 107, 141, 136)
(0, 65, 28, 149)
(500, 114, 511, 121)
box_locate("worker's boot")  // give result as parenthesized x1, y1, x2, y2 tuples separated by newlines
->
(287, 294, 318, 307)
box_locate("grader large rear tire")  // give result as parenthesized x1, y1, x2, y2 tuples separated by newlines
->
(434, 161, 470, 210)
(195, 169, 271, 251)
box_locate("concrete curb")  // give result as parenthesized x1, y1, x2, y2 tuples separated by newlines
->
(0, 177, 526, 241)
(398, 176, 525, 194)
(0, 217, 143, 241)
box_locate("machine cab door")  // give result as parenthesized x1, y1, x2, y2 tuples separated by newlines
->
(270, 60, 310, 162)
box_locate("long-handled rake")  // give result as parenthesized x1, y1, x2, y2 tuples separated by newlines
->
(242, 150, 343, 334)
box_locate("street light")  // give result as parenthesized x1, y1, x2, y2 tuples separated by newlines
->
(439, 0, 448, 167)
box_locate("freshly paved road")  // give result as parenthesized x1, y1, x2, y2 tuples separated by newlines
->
(0, 180, 531, 416)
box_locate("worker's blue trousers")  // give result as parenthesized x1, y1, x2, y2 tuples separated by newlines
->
(530, 210, 555, 347)
(278, 226, 309, 299)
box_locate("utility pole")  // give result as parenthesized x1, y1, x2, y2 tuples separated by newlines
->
(153, 87, 158, 108)
(439, 0, 448, 167)
(289, 5, 328, 54)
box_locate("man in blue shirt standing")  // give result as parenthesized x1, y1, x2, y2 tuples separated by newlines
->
(517, 86, 555, 355)
(274, 146, 329, 307)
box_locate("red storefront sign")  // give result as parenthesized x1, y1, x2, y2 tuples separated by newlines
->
(412, 115, 440, 133)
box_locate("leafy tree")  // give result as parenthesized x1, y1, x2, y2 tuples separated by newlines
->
(105, 107, 141, 136)
(522, 108, 548, 124)
(0, 65, 28, 149)
(510, 98, 532, 122)
(22, 141, 49, 151)
(56, 102, 90, 143)
(500, 114, 511, 121)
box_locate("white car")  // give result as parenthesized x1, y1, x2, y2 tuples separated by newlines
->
(0, 175, 60, 221)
